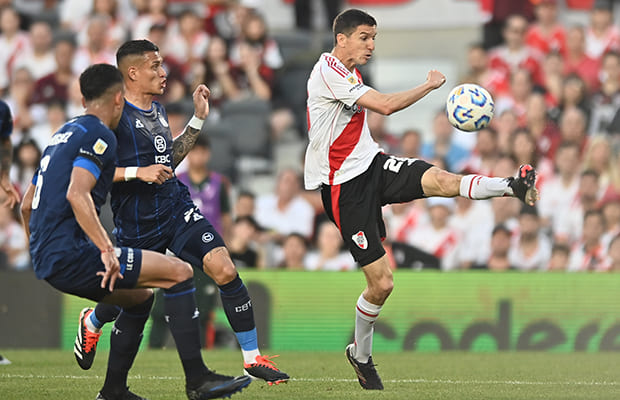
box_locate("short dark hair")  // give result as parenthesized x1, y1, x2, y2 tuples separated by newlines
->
(116, 39, 159, 66)
(333, 9, 376, 44)
(79, 63, 123, 101)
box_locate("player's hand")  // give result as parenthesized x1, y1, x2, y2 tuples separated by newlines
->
(136, 164, 173, 185)
(97, 249, 123, 292)
(192, 84, 210, 120)
(426, 70, 446, 90)
(1, 182, 20, 208)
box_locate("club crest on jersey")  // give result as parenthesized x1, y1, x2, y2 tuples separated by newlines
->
(154, 135, 166, 153)
(352, 231, 368, 250)
(202, 232, 214, 243)
(158, 113, 169, 127)
(135, 119, 144, 128)
(92, 138, 108, 155)
(347, 75, 357, 84)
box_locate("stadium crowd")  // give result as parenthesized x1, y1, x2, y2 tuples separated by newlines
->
(1, 0, 620, 273)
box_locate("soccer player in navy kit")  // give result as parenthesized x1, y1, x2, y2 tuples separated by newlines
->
(76, 40, 289, 384)
(21, 64, 251, 400)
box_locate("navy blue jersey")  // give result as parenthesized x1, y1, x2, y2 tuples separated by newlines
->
(29, 115, 117, 279)
(111, 101, 194, 247)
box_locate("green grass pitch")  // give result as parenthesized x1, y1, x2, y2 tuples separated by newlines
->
(0, 349, 619, 399)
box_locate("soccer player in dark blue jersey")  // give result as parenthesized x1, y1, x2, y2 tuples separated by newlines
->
(0, 99, 20, 208)
(78, 39, 289, 385)
(21, 64, 251, 400)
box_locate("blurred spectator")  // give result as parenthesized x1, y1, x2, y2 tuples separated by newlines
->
(509, 128, 554, 188)
(555, 169, 601, 244)
(581, 135, 617, 194)
(492, 108, 519, 154)
(557, 73, 591, 125)
(13, 21, 55, 81)
(165, 9, 210, 71)
(563, 26, 600, 93)
(228, 11, 283, 101)
(305, 221, 356, 271)
(72, 15, 116, 75)
(491, 195, 520, 233)
(146, 22, 187, 103)
(403, 197, 460, 270)
(459, 126, 499, 176)
(398, 129, 422, 159)
(509, 204, 551, 271)
(538, 141, 582, 234)
(4, 67, 36, 142)
(367, 110, 399, 154)
(488, 14, 544, 88)
(29, 100, 66, 150)
(31, 34, 77, 107)
(450, 196, 494, 269)
(600, 190, 620, 249)
(548, 243, 570, 271)
(481, 0, 534, 50)
(525, 92, 561, 159)
(0, 199, 29, 270)
(228, 215, 263, 268)
(255, 168, 314, 241)
(478, 224, 514, 271)
(462, 43, 508, 96)
(568, 209, 608, 271)
(10, 138, 41, 195)
(278, 232, 308, 270)
(233, 189, 255, 219)
(525, 0, 566, 56)
(559, 105, 589, 153)
(589, 51, 620, 134)
(66, 76, 85, 119)
(176, 134, 232, 243)
(132, 0, 168, 40)
(420, 110, 470, 172)
(89, 0, 129, 51)
(495, 68, 534, 124)
(542, 51, 564, 108)
(604, 233, 620, 271)
(585, 0, 619, 60)
(0, 7, 29, 92)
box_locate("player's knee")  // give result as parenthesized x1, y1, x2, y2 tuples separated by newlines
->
(170, 259, 193, 283)
(202, 247, 238, 285)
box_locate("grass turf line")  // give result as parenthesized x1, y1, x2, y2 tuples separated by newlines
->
(0, 350, 618, 399)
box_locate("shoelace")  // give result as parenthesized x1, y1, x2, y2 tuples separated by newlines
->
(248, 354, 280, 370)
(83, 324, 101, 352)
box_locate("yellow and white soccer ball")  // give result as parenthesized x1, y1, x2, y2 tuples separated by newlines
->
(445, 83, 494, 132)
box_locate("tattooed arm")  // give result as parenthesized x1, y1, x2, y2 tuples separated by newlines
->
(171, 84, 210, 168)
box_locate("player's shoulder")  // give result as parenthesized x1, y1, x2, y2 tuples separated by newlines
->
(317, 53, 351, 77)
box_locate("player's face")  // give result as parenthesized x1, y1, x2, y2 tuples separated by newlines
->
(343, 24, 376, 67)
(137, 51, 167, 96)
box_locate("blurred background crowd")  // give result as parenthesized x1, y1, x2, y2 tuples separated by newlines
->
(1, 0, 620, 273)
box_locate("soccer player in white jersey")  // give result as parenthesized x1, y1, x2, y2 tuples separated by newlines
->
(304, 9, 539, 390)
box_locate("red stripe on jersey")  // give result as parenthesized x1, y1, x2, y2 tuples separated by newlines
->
(331, 185, 341, 230)
(326, 56, 348, 78)
(328, 109, 365, 184)
(356, 305, 379, 318)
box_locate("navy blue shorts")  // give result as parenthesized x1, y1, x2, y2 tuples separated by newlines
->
(45, 243, 142, 302)
(117, 205, 225, 268)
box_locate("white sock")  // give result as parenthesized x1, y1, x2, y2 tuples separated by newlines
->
(354, 294, 382, 364)
(86, 313, 101, 334)
(459, 174, 512, 200)
(242, 349, 261, 365)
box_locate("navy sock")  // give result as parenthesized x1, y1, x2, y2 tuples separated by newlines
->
(163, 278, 209, 386)
(93, 303, 121, 329)
(101, 295, 153, 397)
(218, 274, 257, 351)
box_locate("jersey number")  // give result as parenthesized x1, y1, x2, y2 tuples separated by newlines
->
(31, 155, 51, 210)
(383, 157, 405, 173)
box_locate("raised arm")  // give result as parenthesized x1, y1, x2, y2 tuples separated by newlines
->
(356, 70, 446, 116)
(172, 84, 210, 168)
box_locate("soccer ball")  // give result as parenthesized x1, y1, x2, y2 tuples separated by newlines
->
(445, 83, 494, 132)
